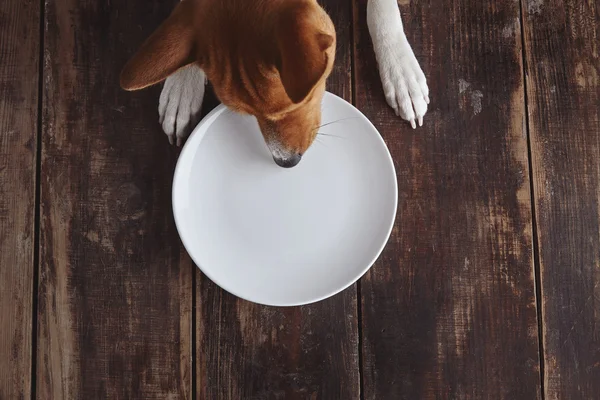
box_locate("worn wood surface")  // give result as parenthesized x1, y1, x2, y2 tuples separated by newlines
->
(0, 0, 597, 397)
(195, 1, 359, 399)
(0, 0, 39, 397)
(353, 0, 542, 398)
(523, 0, 600, 398)
(36, 0, 193, 398)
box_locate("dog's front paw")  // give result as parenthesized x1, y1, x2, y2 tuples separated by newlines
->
(158, 65, 207, 146)
(376, 40, 429, 128)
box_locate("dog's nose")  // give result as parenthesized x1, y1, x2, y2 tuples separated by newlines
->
(273, 153, 302, 168)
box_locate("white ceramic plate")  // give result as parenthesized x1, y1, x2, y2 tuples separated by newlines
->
(173, 92, 397, 306)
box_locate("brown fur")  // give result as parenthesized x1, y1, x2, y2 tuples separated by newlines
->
(120, 0, 336, 156)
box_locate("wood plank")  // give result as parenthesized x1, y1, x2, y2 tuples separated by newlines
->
(0, 0, 39, 397)
(195, 1, 359, 398)
(353, 0, 542, 398)
(37, 0, 192, 398)
(522, 0, 600, 398)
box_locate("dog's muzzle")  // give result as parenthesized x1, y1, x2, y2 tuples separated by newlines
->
(267, 141, 302, 168)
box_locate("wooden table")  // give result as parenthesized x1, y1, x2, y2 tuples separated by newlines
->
(1, 0, 598, 398)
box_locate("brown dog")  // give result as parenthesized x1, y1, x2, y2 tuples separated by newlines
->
(121, 0, 428, 167)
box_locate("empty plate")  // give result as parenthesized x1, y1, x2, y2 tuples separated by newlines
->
(172, 92, 397, 306)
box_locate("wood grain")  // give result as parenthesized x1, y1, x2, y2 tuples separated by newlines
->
(353, 0, 542, 398)
(195, 1, 359, 399)
(523, 0, 600, 398)
(0, 0, 39, 398)
(37, 0, 193, 398)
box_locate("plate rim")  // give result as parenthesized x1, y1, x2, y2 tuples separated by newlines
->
(172, 91, 398, 307)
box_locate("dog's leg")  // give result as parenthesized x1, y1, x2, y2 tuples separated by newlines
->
(159, 64, 207, 146)
(367, 0, 429, 128)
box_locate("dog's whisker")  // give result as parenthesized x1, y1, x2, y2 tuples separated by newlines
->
(314, 136, 330, 149)
(317, 132, 345, 139)
(317, 116, 361, 130)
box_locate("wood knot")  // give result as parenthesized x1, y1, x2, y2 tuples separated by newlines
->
(113, 182, 146, 221)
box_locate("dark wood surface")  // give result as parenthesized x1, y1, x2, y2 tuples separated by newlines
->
(0, 0, 39, 398)
(523, 0, 600, 398)
(353, 0, 542, 398)
(36, 0, 192, 398)
(0, 0, 598, 398)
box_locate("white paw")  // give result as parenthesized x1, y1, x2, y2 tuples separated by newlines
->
(376, 40, 429, 128)
(158, 65, 207, 146)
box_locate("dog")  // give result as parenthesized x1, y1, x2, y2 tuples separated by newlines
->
(120, 0, 429, 168)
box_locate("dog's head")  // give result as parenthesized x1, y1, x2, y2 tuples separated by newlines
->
(120, 0, 336, 167)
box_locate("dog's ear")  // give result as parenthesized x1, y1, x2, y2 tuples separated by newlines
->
(276, 2, 335, 103)
(120, 1, 197, 91)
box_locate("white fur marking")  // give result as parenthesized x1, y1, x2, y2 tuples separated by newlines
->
(367, 0, 429, 128)
(159, 65, 207, 145)
(267, 140, 294, 161)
